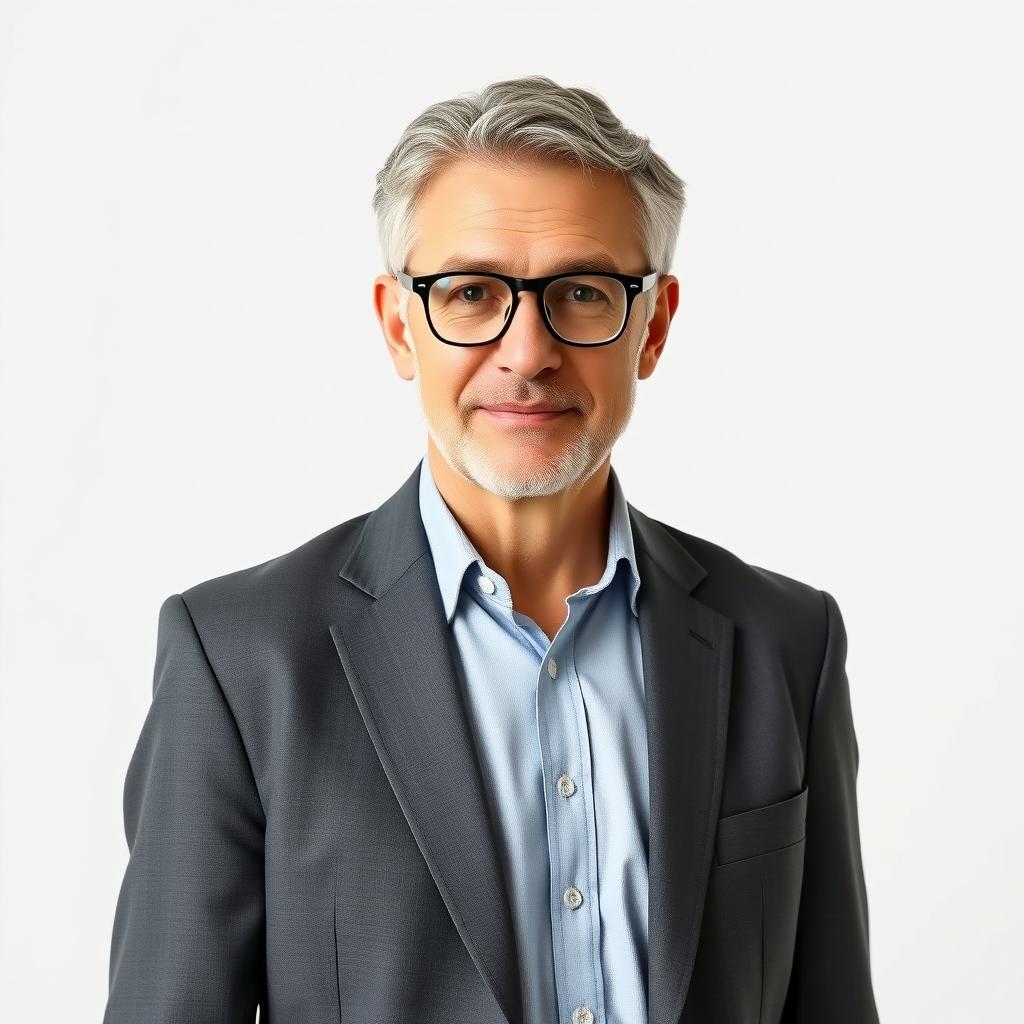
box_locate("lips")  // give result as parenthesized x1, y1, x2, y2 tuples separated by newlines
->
(478, 405, 569, 425)
(480, 404, 567, 414)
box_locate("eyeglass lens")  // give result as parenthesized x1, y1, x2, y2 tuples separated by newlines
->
(428, 274, 628, 344)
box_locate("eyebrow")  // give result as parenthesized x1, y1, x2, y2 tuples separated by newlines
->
(434, 252, 628, 277)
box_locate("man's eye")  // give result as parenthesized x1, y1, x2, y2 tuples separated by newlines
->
(570, 286, 603, 302)
(457, 286, 485, 302)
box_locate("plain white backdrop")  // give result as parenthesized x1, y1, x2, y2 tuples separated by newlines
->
(1, 0, 1021, 1019)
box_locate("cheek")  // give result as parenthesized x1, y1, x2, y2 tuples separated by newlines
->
(417, 349, 479, 412)
(582, 356, 631, 413)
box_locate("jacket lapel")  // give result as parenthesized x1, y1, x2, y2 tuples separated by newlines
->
(628, 505, 734, 1024)
(329, 461, 524, 1024)
(329, 460, 733, 1024)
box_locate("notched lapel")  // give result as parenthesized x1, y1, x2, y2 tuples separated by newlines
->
(629, 505, 734, 1024)
(329, 463, 524, 1024)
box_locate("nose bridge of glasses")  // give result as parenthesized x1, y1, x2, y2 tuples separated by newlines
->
(507, 285, 557, 335)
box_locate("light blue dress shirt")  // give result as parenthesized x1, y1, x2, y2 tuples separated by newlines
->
(417, 455, 650, 1024)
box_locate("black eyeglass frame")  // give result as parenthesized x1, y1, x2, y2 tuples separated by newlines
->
(395, 268, 659, 348)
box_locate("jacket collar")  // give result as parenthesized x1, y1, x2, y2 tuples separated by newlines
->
(330, 458, 732, 1024)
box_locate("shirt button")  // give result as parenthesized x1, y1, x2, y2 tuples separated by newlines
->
(563, 885, 583, 910)
(477, 575, 495, 594)
(556, 773, 576, 798)
(572, 1007, 594, 1024)
(547, 658, 557, 679)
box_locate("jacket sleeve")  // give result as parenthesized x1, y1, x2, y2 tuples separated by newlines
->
(782, 589, 881, 1022)
(103, 593, 266, 1023)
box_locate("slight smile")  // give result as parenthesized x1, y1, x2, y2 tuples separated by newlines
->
(478, 404, 573, 426)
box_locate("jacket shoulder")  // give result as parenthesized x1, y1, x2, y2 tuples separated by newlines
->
(655, 519, 830, 670)
(175, 511, 371, 628)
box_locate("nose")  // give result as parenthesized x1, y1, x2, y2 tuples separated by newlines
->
(493, 290, 562, 373)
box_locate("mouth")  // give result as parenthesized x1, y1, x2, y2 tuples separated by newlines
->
(477, 406, 572, 426)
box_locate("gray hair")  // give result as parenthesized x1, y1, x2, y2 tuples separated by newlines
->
(372, 75, 686, 326)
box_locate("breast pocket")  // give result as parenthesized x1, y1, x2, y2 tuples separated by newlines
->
(715, 785, 808, 865)
(686, 785, 809, 1023)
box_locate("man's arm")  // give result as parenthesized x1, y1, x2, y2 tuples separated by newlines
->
(782, 588, 881, 1022)
(104, 593, 266, 1023)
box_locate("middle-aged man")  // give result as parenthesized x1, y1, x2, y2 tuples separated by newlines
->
(104, 75, 880, 1024)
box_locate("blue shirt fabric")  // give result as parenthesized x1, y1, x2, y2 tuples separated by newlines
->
(417, 455, 650, 1024)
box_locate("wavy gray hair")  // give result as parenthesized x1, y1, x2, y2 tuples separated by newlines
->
(372, 75, 686, 327)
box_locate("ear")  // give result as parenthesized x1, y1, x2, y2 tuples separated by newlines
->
(373, 273, 417, 381)
(637, 274, 680, 380)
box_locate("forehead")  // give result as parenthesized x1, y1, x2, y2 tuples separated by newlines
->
(406, 156, 648, 277)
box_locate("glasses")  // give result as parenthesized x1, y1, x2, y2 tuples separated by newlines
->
(396, 268, 659, 347)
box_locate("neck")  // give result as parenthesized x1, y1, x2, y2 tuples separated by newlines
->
(425, 439, 613, 621)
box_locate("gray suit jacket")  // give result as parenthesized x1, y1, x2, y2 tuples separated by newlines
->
(103, 459, 880, 1024)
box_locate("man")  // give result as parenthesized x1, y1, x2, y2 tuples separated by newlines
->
(103, 76, 880, 1024)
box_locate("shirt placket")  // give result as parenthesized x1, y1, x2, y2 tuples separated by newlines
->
(530, 594, 607, 1024)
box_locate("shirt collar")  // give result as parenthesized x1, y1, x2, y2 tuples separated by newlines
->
(417, 454, 642, 625)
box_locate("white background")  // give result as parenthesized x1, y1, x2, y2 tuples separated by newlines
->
(1, 1, 1021, 1020)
